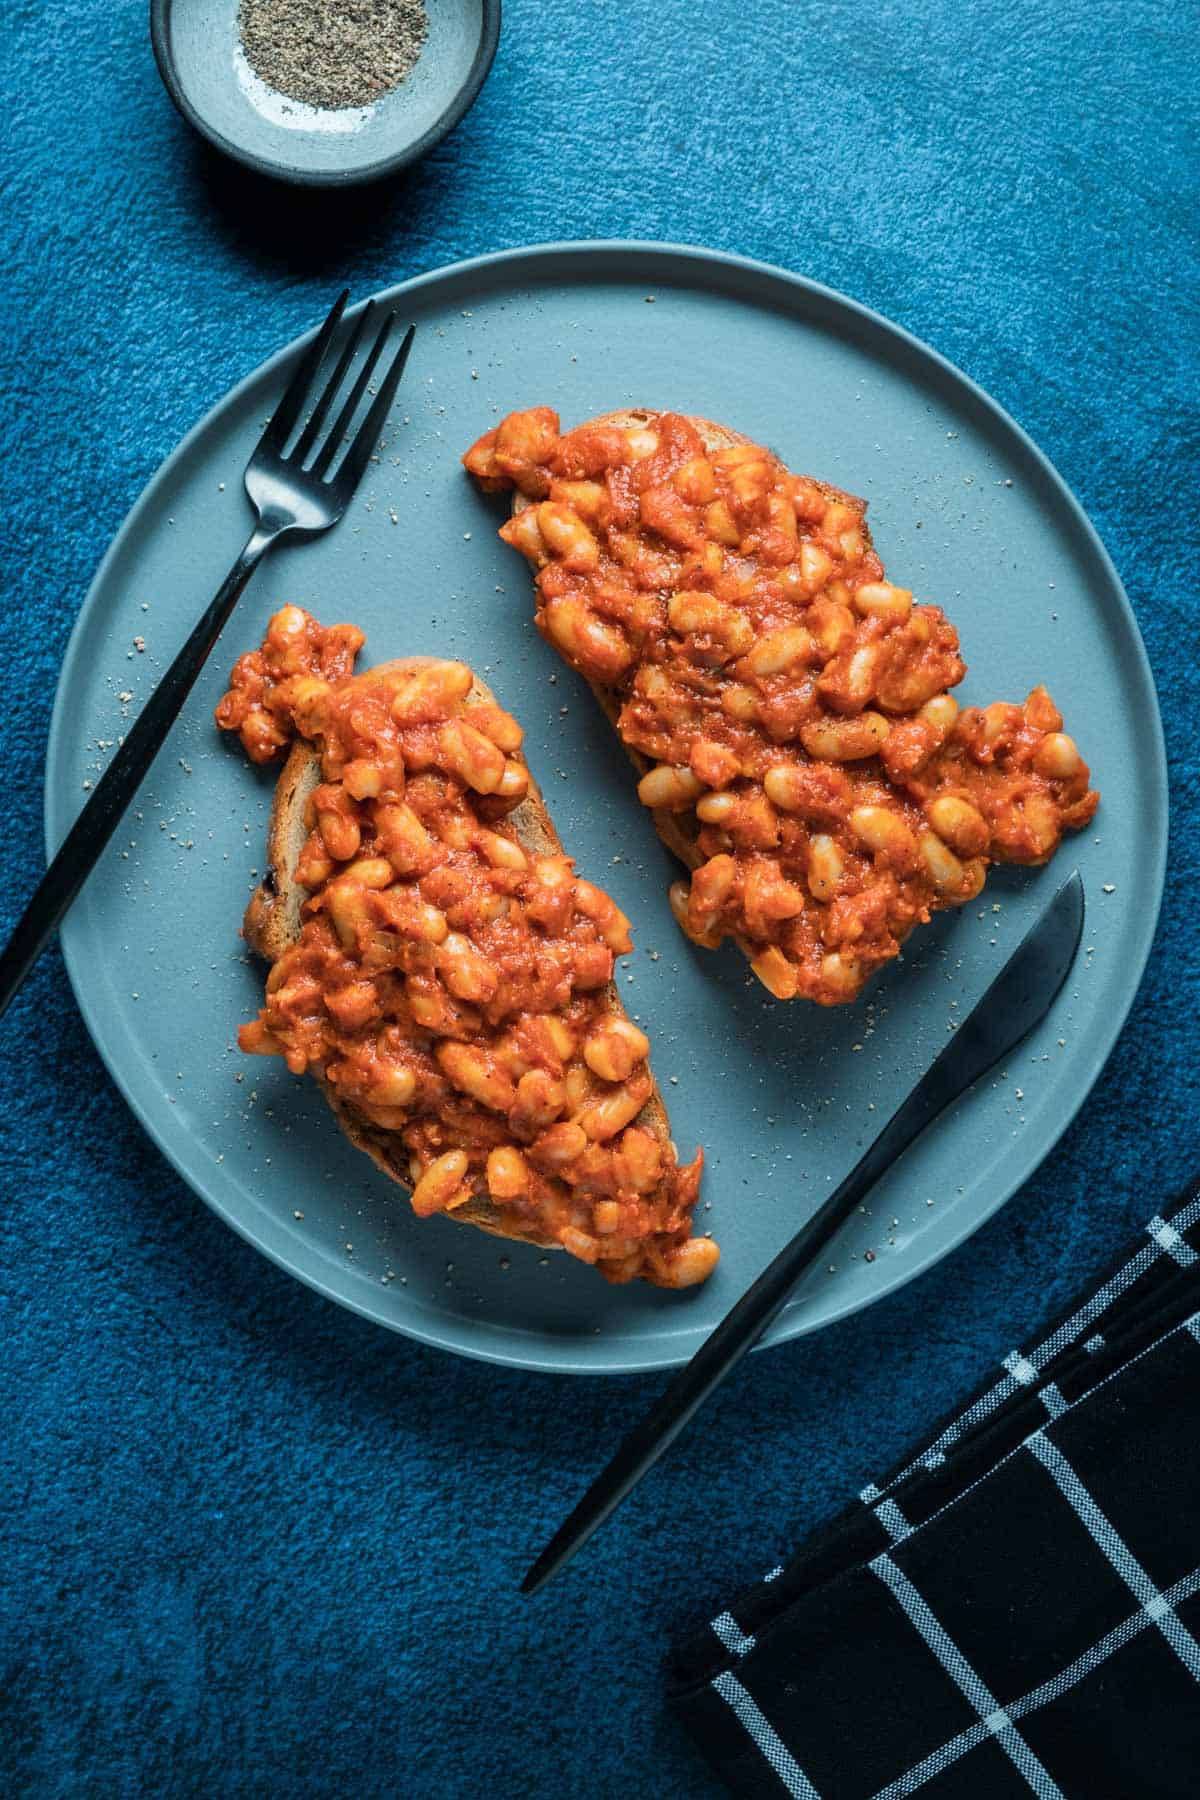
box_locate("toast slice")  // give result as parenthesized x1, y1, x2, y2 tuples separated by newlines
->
(225, 629, 715, 1288)
(465, 406, 1098, 1004)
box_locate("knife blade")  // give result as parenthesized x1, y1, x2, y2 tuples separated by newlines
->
(521, 868, 1085, 1595)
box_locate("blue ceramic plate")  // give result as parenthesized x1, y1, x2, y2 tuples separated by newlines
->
(46, 243, 1166, 1374)
(150, 0, 500, 186)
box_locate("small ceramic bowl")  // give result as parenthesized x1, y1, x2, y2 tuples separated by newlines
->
(150, 0, 500, 186)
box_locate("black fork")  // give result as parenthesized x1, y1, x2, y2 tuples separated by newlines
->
(0, 292, 416, 1022)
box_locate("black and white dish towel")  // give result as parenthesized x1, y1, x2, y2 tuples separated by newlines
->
(671, 1176, 1200, 1798)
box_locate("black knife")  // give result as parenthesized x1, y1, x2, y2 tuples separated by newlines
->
(522, 868, 1085, 1595)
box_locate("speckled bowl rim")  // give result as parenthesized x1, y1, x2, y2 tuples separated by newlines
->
(149, 0, 502, 187)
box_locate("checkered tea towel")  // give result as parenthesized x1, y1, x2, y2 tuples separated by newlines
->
(670, 1176, 1200, 1799)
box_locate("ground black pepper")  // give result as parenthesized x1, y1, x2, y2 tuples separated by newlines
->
(238, 0, 429, 110)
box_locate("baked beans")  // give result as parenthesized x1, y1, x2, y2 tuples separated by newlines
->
(465, 410, 1099, 1004)
(217, 607, 712, 1286)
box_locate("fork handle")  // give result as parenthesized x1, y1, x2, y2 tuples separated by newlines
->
(0, 521, 283, 1022)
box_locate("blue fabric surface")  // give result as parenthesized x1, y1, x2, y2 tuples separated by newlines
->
(2, 1, 1197, 1795)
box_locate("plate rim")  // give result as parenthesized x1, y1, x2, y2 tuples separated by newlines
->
(46, 239, 1169, 1374)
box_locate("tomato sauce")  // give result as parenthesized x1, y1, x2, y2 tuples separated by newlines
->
(465, 409, 1098, 1003)
(216, 607, 714, 1287)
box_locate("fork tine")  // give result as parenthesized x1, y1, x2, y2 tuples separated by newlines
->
(329, 324, 417, 494)
(260, 289, 349, 452)
(311, 309, 398, 479)
(292, 299, 376, 465)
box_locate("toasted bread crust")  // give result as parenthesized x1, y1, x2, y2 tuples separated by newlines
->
(510, 409, 875, 975)
(243, 656, 680, 1255)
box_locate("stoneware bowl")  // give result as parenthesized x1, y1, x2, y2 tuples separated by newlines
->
(150, 0, 501, 185)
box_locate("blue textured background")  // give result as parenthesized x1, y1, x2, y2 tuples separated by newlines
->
(2, 2, 1197, 1795)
